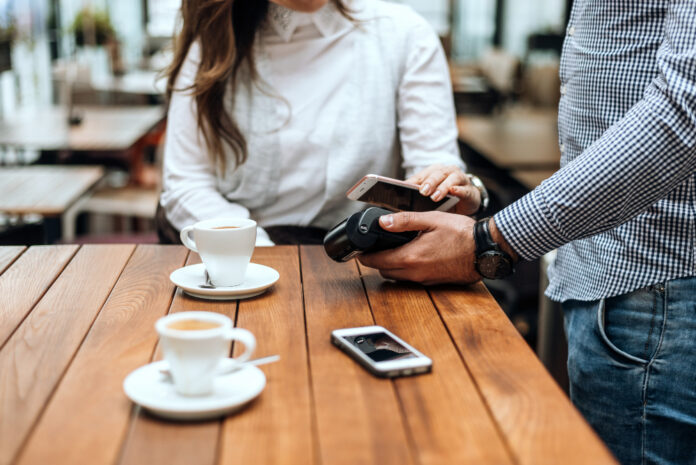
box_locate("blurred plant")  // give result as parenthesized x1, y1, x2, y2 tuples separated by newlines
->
(0, 0, 16, 42)
(70, 8, 115, 47)
(0, 22, 14, 42)
(0, 0, 13, 72)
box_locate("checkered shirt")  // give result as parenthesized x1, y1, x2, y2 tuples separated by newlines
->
(494, 0, 696, 302)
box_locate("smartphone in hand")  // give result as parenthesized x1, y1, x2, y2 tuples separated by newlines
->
(346, 174, 459, 212)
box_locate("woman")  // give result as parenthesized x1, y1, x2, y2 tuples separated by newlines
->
(158, 0, 482, 245)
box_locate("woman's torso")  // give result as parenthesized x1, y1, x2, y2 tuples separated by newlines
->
(218, 1, 427, 229)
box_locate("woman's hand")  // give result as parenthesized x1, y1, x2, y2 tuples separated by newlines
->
(406, 164, 481, 216)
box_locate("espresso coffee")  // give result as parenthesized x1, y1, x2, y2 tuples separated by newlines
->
(168, 319, 222, 331)
(213, 226, 239, 230)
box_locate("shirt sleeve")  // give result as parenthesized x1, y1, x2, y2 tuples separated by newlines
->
(495, 1, 696, 261)
(396, 13, 465, 178)
(160, 42, 274, 246)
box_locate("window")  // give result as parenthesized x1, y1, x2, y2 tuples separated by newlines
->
(146, 0, 180, 37)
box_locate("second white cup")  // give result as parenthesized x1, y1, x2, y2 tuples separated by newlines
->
(156, 311, 256, 396)
(180, 217, 257, 287)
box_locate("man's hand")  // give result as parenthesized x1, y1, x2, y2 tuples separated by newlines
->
(358, 211, 481, 285)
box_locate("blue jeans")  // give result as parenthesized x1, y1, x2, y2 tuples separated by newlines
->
(563, 276, 696, 465)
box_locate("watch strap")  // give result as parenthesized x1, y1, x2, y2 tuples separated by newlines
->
(474, 217, 498, 255)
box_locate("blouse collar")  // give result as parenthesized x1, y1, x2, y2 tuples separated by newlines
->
(266, 2, 353, 42)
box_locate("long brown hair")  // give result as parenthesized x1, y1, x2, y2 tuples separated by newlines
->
(167, 0, 352, 172)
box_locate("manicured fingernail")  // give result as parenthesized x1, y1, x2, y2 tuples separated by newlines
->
(431, 190, 441, 201)
(420, 183, 431, 195)
(380, 215, 394, 228)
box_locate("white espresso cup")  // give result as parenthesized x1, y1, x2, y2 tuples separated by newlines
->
(156, 311, 256, 396)
(179, 217, 257, 287)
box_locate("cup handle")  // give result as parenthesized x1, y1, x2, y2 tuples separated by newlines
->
(179, 225, 197, 252)
(225, 328, 256, 364)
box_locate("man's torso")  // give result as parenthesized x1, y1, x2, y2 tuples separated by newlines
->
(549, 0, 696, 301)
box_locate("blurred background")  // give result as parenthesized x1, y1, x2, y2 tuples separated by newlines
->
(0, 0, 572, 385)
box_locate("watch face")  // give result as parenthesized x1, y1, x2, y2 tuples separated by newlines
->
(476, 251, 513, 279)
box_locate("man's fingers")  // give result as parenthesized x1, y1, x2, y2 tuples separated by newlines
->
(359, 252, 423, 283)
(358, 247, 407, 270)
(379, 211, 436, 233)
(378, 268, 421, 283)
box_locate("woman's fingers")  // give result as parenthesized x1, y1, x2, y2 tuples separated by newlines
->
(420, 165, 459, 197)
(406, 165, 441, 190)
(431, 171, 468, 202)
(405, 171, 426, 184)
(407, 165, 476, 209)
(450, 185, 481, 215)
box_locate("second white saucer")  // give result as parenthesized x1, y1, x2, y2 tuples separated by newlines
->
(170, 263, 279, 300)
(124, 360, 266, 421)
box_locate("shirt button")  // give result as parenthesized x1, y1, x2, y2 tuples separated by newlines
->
(560, 85, 567, 95)
(569, 26, 576, 36)
(560, 143, 565, 153)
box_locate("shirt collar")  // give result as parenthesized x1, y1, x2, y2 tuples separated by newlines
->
(266, 2, 352, 42)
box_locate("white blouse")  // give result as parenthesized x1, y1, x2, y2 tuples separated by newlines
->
(161, 0, 463, 245)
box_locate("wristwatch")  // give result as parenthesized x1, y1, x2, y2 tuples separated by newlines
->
(474, 218, 514, 279)
(467, 174, 489, 216)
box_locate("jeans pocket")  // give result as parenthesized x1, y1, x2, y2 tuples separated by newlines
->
(596, 297, 650, 365)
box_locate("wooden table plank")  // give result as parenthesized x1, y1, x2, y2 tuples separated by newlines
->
(430, 284, 617, 465)
(218, 247, 314, 465)
(0, 170, 66, 212)
(0, 166, 104, 216)
(34, 167, 104, 213)
(0, 173, 33, 204)
(301, 246, 414, 465)
(13, 171, 80, 213)
(0, 246, 25, 275)
(118, 252, 231, 465)
(0, 245, 79, 348)
(119, 407, 221, 465)
(15, 245, 188, 465)
(0, 245, 134, 465)
(360, 266, 513, 465)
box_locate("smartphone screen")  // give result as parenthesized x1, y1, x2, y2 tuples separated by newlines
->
(344, 332, 417, 362)
(359, 181, 450, 212)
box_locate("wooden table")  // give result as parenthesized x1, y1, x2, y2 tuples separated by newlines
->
(0, 245, 617, 465)
(458, 106, 561, 171)
(0, 105, 164, 152)
(0, 166, 104, 240)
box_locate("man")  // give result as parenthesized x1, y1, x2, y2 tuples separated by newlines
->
(359, 2, 696, 464)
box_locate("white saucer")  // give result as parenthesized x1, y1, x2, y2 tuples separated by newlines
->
(123, 360, 266, 421)
(170, 263, 279, 300)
